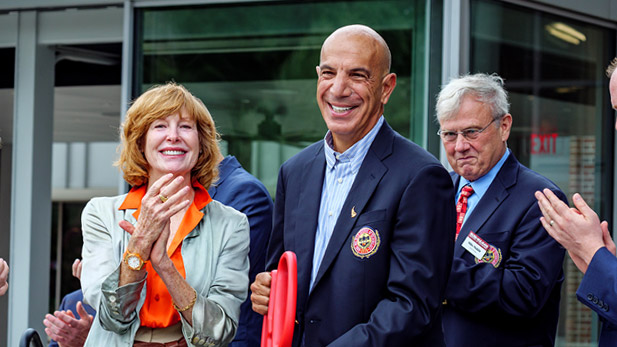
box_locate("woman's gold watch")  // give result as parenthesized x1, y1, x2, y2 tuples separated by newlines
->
(124, 251, 145, 270)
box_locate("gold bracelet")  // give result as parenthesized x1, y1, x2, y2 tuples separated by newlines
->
(173, 288, 197, 312)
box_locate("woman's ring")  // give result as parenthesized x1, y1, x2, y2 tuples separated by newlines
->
(550, 220, 555, 227)
(159, 194, 168, 203)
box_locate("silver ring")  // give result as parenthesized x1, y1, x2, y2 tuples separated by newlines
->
(550, 220, 555, 227)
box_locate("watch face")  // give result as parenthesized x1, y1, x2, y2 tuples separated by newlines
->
(127, 255, 141, 269)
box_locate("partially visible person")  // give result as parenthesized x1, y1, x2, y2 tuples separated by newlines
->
(251, 25, 455, 346)
(437, 73, 567, 346)
(0, 258, 8, 296)
(72, 257, 82, 279)
(44, 259, 95, 347)
(80, 82, 249, 346)
(208, 153, 273, 347)
(535, 58, 617, 346)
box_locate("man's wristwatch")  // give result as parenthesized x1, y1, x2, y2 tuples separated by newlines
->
(124, 251, 145, 270)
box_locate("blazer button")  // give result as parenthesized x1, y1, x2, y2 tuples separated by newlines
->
(593, 297, 599, 304)
(587, 293, 594, 301)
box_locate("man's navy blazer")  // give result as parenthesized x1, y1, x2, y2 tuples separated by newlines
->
(577, 247, 617, 346)
(443, 153, 567, 347)
(208, 155, 273, 347)
(266, 122, 456, 346)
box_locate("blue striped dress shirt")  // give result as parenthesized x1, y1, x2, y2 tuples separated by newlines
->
(310, 116, 385, 289)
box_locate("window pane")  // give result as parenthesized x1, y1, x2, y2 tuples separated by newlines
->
(471, 0, 615, 345)
(136, 0, 432, 195)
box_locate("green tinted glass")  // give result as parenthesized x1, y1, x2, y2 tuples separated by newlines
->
(137, 0, 432, 194)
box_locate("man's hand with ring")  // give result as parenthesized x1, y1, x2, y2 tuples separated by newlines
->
(535, 189, 605, 273)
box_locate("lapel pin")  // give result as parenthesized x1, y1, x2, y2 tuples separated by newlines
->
(351, 206, 357, 218)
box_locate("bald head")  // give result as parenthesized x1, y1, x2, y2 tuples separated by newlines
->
(607, 58, 617, 130)
(321, 25, 392, 75)
(610, 67, 617, 131)
(315, 24, 397, 152)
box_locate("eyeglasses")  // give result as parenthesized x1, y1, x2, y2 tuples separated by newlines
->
(437, 119, 498, 142)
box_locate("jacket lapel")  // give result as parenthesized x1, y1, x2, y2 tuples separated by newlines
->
(310, 124, 393, 291)
(454, 154, 518, 255)
(294, 145, 327, 301)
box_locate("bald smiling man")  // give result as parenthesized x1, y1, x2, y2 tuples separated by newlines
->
(250, 25, 455, 346)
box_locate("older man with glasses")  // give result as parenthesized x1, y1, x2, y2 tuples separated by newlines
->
(437, 73, 568, 346)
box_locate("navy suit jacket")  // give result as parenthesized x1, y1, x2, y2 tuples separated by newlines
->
(209, 155, 273, 347)
(266, 122, 456, 346)
(49, 289, 96, 347)
(577, 247, 617, 346)
(443, 153, 567, 347)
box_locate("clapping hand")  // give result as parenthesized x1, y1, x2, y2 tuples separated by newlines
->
(0, 258, 8, 296)
(121, 174, 190, 261)
(44, 301, 93, 347)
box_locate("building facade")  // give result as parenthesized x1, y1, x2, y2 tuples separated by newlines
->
(0, 0, 615, 345)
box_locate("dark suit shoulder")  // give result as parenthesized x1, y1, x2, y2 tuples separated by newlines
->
(281, 141, 322, 169)
(495, 155, 564, 200)
(58, 289, 96, 318)
(378, 129, 446, 182)
(494, 155, 568, 205)
(60, 289, 85, 308)
(515, 163, 562, 192)
(391, 132, 441, 165)
(224, 165, 271, 195)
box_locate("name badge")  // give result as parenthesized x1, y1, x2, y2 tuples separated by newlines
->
(461, 231, 488, 259)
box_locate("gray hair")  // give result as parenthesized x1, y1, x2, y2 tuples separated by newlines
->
(436, 73, 510, 122)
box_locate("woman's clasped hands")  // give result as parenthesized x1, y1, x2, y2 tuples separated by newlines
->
(120, 173, 192, 270)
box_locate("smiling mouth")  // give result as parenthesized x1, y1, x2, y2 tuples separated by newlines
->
(161, 150, 186, 155)
(330, 104, 354, 113)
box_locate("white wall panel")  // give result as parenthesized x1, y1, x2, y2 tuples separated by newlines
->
(0, 0, 121, 10)
(88, 142, 120, 187)
(0, 12, 17, 48)
(39, 6, 123, 44)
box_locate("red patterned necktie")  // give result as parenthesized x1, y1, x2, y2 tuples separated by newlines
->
(455, 185, 474, 240)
